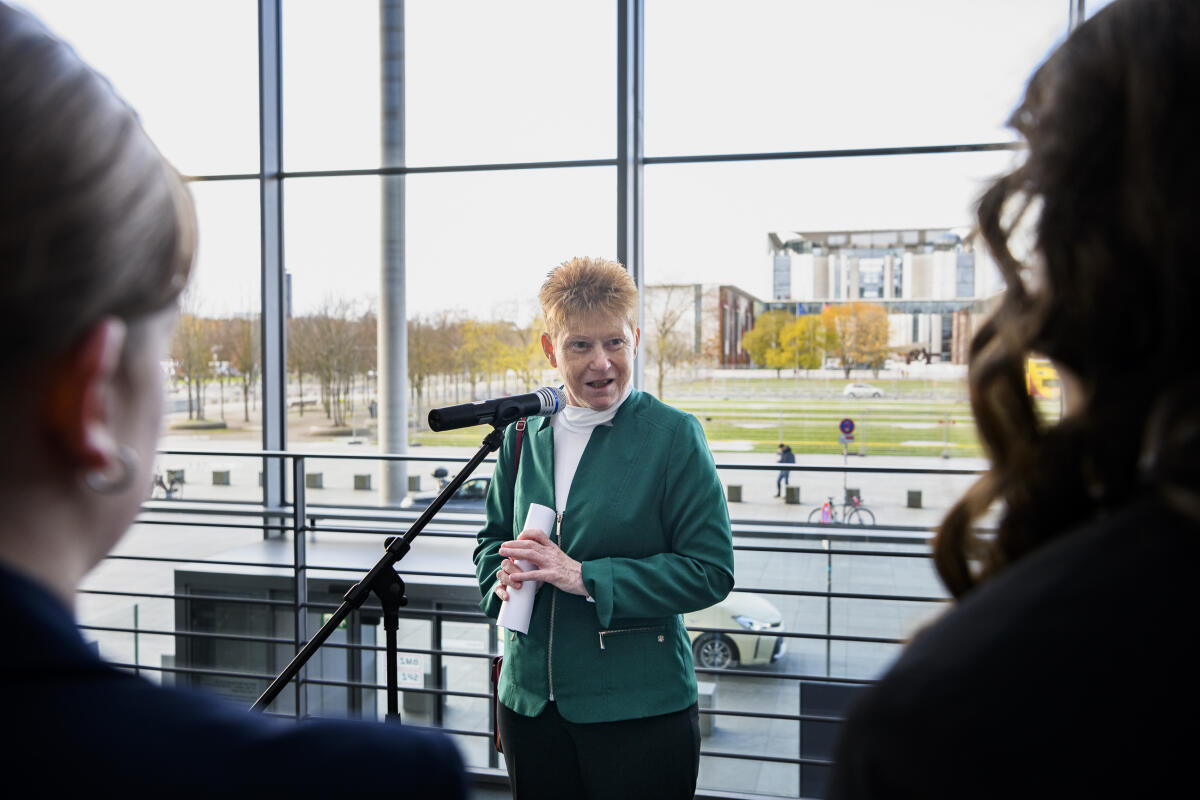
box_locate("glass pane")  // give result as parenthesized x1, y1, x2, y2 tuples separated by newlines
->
(282, 0, 382, 172)
(282, 167, 614, 456)
(282, 0, 615, 171)
(16, 0, 260, 175)
(161, 180, 263, 499)
(641, 150, 1021, 496)
(407, 1, 616, 166)
(645, 0, 1068, 156)
(645, 151, 1015, 296)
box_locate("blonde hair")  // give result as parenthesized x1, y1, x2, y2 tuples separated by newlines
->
(538, 257, 638, 336)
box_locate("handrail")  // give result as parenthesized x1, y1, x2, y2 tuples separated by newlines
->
(111, 444, 965, 789)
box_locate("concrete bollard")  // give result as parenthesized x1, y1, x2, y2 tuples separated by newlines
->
(354, 474, 372, 491)
(726, 485, 742, 503)
(305, 473, 323, 490)
(785, 486, 801, 505)
(697, 680, 717, 736)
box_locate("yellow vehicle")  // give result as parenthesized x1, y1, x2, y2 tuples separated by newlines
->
(1026, 357, 1061, 400)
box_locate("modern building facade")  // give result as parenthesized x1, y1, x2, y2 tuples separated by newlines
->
(767, 228, 1002, 363)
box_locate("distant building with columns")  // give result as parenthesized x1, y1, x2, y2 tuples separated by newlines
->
(766, 228, 1002, 363)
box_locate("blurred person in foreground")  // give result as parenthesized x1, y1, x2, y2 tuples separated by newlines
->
(475, 257, 734, 799)
(0, 5, 465, 795)
(829, 1, 1200, 796)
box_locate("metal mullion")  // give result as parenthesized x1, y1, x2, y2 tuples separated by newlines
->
(291, 455, 308, 717)
(290, 641, 495, 661)
(182, 173, 261, 182)
(618, 0, 645, 389)
(305, 524, 474, 539)
(1069, 0, 1086, 31)
(706, 587, 947, 603)
(697, 709, 847, 724)
(109, 662, 278, 683)
(430, 728, 491, 739)
(258, 0, 287, 524)
(303, 677, 489, 701)
(699, 749, 826, 767)
(282, 158, 615, 179)
(731, 544, 935, 557)
(132, 520, 290, 533)
(79, 588, 294, 608)
(82, 625, 292, 648)
(103, 554, 297, 569)
(693, 667, 873, 684)
(644, 141, 1022, 165)
(686, 626, 902, 646)
(717, 463, 983, 475)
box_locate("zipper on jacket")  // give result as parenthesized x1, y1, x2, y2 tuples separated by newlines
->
(598, 626, 665, 650)
(548, 511, 563, 701)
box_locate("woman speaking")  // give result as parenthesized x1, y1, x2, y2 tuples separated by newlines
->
(474, 257, 735, 799)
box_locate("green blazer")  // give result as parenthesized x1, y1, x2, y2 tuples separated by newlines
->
(474, 389, 735, 723)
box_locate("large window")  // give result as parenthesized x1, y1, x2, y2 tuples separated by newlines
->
(19, 2, 1090, 794)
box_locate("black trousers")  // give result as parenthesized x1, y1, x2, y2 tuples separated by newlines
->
(497, 700, 701, 800)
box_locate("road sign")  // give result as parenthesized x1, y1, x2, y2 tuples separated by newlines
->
(839, 418, 855, 435)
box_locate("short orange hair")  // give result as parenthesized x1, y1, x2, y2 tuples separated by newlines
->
(538, 257, 638, 336)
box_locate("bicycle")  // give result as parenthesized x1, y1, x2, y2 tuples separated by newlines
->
(807, 495, 875, 526)
(151, 471, 183, 500)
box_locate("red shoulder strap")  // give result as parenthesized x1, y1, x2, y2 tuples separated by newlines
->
(513, 417, 527, 473)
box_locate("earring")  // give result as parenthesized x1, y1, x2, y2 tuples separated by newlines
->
(84, 445, 139, 494)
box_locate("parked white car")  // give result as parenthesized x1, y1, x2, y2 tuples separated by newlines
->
(684, 593, 786, 669)
(843, 382, 884, 398)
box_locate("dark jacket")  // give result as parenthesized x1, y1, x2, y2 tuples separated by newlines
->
(0, 561, 467, 797)
(474, 389, 735, 723)
(828, 498, 1200, 798)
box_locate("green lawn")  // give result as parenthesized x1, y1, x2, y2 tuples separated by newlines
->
(409, 376, 1062, 459)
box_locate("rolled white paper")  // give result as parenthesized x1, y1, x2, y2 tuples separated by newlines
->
(496, 502, 556, 635)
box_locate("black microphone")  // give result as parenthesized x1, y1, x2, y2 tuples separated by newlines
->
(427, 386, 567, 432)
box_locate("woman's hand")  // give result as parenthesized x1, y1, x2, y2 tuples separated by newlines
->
(492, 556, 526, 602)
(498, 528, 587, 597)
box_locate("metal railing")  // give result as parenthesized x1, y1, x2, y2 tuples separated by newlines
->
(79, 447, 982, 799)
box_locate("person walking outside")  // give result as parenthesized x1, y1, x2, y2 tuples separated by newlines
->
(776, 443, 795, 497)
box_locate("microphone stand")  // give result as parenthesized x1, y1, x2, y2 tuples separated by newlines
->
(251, 423, 507, 721)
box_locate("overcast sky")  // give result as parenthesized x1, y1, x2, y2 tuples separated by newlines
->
(18, 1, 1094, 322)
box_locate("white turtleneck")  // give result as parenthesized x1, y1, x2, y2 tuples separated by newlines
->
(550, 383, 633, 514)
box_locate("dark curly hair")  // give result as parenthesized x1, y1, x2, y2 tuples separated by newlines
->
(935, 0, 1200, 598)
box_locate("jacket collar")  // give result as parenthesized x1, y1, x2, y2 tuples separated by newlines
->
(534, 387, 642, 434)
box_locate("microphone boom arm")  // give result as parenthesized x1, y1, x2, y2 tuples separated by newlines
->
(250, 424, 507, 718)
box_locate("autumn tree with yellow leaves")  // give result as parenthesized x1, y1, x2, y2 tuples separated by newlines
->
(820, 302, 890, 378)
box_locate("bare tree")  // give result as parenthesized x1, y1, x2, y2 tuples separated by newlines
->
(222, 314, 259, 423)
(171, 309, 213, 420)
(645, 284, 695, 399)
(287, 315, 318, 417)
